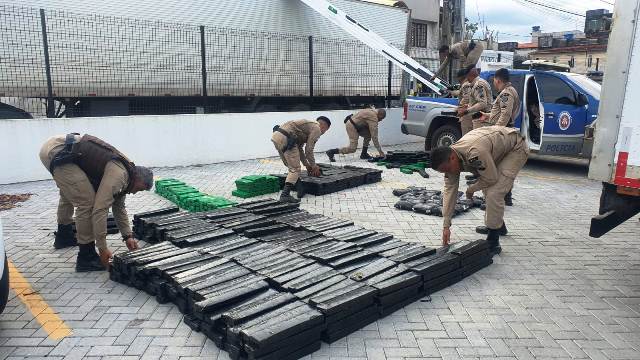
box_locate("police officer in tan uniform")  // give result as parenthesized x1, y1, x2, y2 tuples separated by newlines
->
(325, 108, 386, 162)
(453, 69, 473, 135)
(457, 66, 493, 130)
(478, 68, 521, 208)
(39, 134, 154, 272)
(479, 68, 520, 127)
(272, 116, 331, 203)
(430, 126, 529, 254)
(434, 40, 485, 80)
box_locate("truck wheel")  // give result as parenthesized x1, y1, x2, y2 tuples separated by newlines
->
(430, 124, 461, 149)
(0, 255, 8, 314)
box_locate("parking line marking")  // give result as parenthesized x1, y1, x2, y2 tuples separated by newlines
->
(7, 260, 72, 340)
(519, 171, 587, 182)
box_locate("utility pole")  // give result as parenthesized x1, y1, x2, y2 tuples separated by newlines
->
(440, 0, 465, 82)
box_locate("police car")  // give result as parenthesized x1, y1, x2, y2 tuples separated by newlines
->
(402, 69, 601, 158)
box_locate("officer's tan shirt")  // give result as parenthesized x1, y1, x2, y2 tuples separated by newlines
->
(457, 81, 471, 108)
(486, 83, 520, 127)
(435, 41, 484, 78)
(442, 126, 521, 228)
(352, 109, 383, 154)
(93, 160, 132, 250)
(466, 77, 492, 113)
(280, 119, 322, 168)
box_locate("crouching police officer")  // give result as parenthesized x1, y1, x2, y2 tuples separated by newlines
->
(430, 126, 529, 254)
(39, 134, 154, 272)
(272, 117, 331, 203)
(325, 108, 386, 162)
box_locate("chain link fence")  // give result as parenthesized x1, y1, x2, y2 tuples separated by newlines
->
(0, 4, 404, 117)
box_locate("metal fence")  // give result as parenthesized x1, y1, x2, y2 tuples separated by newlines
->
(0, 4, 404, 116)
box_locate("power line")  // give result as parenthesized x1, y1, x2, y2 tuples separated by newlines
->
(515, 0, 586, 17)
(598, 0, 614, 5)
(510, 0, 580, 22)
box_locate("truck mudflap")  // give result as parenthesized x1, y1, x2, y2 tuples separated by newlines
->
(589, 183, 640, 238)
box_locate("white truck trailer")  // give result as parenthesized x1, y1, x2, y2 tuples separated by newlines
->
(588, 0, 640, 236)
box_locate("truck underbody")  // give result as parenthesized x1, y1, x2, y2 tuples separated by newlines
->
(590, 183, 640, 237)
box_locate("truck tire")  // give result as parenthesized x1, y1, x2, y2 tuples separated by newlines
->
(0, 255, 9, 314)
(430, 124, 461, 149)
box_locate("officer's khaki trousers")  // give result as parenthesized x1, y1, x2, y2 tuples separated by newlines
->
(39, 138, 96, 245)
(460, 115, 473, 135)
(52, 164, 96, 245)
(272, 132, 301, 184)
(339, 122, 371, 154)
(484, 138, 529, 229)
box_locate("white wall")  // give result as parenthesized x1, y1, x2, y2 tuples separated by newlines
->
(0, 109, 421, 184)
(402, 0, 439, 23)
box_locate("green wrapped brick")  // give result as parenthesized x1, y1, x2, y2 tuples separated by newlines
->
(232, 175, 280, 198)
(154, 178, 236, 212)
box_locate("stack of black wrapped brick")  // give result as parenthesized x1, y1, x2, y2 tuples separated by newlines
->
(369, 150, 431, 166)
(114, 199, 493, 360)
(273, 164, 382, 196)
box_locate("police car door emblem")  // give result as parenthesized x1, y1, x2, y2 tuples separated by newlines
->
(558, 111, 572, 131)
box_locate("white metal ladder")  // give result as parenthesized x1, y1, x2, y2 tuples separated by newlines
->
(299, 0, 448, 94)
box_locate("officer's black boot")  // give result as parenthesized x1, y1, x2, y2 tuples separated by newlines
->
(359, 146, 371, 160)
(279, 182, 300, 204)
(476, 223, 508, 235)
(53, 223, 77, 249)
(504, 190, 513, 206)
(295, 179, 306, 199)
(465, 174, 478, 181)
(486, 228, 502, 255)
(76, 242, 105, 272)
(325, 148, 339, 162)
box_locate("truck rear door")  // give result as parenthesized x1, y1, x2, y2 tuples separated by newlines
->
(536, 72, 587, 156)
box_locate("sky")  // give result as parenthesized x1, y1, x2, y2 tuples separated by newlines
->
(464, 0, 615, 42)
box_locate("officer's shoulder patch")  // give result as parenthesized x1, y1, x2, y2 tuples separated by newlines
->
(468, 156, 486, 171)
(500, 93, 510, 102)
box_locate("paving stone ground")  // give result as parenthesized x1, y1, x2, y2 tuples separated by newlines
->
(0, 142, 638, 360)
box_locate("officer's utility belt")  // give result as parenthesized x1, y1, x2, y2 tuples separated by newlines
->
(346, 117, 367, 134)
(273, 125, 297, 152)
(465, 39, 476, 56)
(49, 133, 80, 174)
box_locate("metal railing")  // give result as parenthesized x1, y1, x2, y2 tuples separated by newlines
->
(0, 5, 405, 116)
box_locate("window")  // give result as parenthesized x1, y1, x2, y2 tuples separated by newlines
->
(538, 75, 576, 105)
(411, 22, 428, 48)
(487, 75, 524, 100)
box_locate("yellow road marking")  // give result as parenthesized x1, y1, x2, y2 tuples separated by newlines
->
(259, 159, 280, 164)
(377, 181, 409, 189)
(8, 261, 72, 340)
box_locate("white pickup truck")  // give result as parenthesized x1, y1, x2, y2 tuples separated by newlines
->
(401, 69, 601, 158)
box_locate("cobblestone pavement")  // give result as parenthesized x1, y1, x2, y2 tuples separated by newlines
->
(0, 143, 638, 360)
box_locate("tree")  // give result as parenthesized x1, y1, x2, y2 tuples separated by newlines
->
(465, 17, 479, 40)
